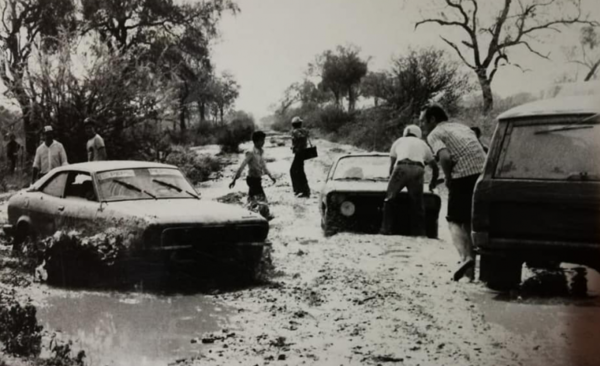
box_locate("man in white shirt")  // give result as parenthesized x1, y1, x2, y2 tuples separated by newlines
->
(84, 118, 107, 161)
(380, 125, 439, 236)
(32, 126, 68, 183)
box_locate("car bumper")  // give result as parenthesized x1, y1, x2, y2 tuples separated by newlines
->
(473, 231, 600, 266)
(148, 240, 272, 252)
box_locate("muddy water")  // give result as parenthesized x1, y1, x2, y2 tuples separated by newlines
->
(469, 267, 600, 366)
(37, 291, 231, 366)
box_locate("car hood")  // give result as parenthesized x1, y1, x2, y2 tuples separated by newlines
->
(104, 199, 265, 225)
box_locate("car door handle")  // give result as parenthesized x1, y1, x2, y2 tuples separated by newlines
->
(58, 206, 65, 212)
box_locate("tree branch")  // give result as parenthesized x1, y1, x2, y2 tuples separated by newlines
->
(440, 36, 476, 69)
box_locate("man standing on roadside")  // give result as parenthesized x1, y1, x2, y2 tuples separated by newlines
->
(422, 105, 486, 281)
(380, 125, 438, 237)
(290, 116, 311, 198)
(6, 133, 20, 173)
(84, 118, 107, 161)
(32, 126, 68, 183)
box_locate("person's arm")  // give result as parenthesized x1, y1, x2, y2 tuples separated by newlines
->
(389, 157, 397, 176)
(96, 137, 107, 160)
(438, 149, 453, 188)
(229, 153, 250, 188)
(59, 144, 68, 166)
(262, 159, 276, 183)
(428, 160, 439, 192)
(389, 140, 397, 176)
(32, 150, 40, 184)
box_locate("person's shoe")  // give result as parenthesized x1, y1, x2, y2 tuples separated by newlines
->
(453, 258, 475, 282)
(294, 192, 303, 197)
(298, 192, 310, 198)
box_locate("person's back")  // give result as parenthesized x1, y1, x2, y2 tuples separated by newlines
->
(427, 121, 486, 180)
(390, 135, 433, 166)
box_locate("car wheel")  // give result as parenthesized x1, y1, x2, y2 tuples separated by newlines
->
(12, 221, 30, 253)
(322, 212, 338, 237)
(425, 217, 438, 239)
(480, 254, 523, 291)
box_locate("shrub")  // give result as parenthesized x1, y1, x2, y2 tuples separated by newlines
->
(217, 114, 255, 153)
(0, 296, 43, 358)
(312, 105, 353, 133)
(163, 145, 222, 185)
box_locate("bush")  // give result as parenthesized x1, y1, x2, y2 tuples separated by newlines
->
(217, 114, 255, 153)
(0, 296, 43, 358)
(163, 145, 222, 185)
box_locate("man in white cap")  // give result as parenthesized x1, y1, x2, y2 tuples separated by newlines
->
(380, 124, 438, 236)
(32, 126, 68, 183)
(290, 116, 311, 197)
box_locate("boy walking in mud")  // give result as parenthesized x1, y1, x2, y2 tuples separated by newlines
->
(229, 131, 277, 219)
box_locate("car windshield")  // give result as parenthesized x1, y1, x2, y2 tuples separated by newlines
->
(96, 168, 198, 201)
(495, 116, 600, 181)
(332, 156, 390, 181)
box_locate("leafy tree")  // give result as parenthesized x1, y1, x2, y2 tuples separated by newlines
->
(0, 0, 77, 157)
(386, 48, 472, 115)
(310, 45, 369, 112)
(209, 72, 240, 123)
(361, 72, 390, 107)
(415, 0, 597, 114)
(566, 25, 600, 81)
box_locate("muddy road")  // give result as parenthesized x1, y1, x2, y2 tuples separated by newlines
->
(1, 134, 600, 366)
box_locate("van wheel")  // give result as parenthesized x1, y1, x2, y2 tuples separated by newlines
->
(480, 254, 523, 291)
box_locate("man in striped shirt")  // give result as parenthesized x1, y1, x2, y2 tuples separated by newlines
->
(422, 105, 486, 281)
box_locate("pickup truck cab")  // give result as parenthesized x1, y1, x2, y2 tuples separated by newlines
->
(472, 95, 600, 290)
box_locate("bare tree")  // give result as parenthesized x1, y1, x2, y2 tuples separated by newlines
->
(566, 25, 600, 81)
(415, 0, 597, 113)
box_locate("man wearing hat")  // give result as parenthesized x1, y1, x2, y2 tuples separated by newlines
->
(84, 117, 107, 161)
(290, 116, 311, 198)
(380, 124, 438, 237)
(32, 126, 68, 183)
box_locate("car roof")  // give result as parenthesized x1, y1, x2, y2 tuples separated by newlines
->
(53, 160, 177, 174)
(498, 95, 600, 120)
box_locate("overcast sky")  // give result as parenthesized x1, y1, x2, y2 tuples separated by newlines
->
(212, 0, 599, 119)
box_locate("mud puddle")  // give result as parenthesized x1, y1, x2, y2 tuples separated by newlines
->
(36, 291, 232, 366)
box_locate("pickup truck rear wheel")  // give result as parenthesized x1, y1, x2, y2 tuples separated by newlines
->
(322, 212, 338, 237)
(12, 222, 30, 253)
(480, 254, 523, 291)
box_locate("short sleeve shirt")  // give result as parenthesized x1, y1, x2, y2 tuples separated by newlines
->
(389, 136, 434, 165)
(291, 128, 309, 153)
(33, 141, 68, 174)
(87, 134, 105, 161)
(427, 121, 486, 179)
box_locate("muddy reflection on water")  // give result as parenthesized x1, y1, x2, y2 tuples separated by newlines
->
(37, 291, 230, 366)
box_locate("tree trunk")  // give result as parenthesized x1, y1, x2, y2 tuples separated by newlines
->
(219, 106, 224, 123)
(477, 71, 494, 114)
(198, 101, 206, 121)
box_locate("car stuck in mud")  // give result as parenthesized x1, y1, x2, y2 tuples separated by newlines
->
(3, 161, 271, 285)
(473, 95, 600, 290)
(319, 153, 441, 238)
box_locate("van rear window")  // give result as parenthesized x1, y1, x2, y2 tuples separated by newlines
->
(495, 116, 600, 181)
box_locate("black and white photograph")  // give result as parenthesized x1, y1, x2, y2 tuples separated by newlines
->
(0, 0, 600, 365)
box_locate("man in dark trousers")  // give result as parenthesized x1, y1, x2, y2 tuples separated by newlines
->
(290, 116, 310, 198)
(422, 105, 486, 281)
(380, 125, 438, 236)
(6, 133, 20, 173)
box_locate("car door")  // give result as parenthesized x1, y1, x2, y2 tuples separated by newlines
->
(61, 172, 101, 231)
(27, 171, 69, 237)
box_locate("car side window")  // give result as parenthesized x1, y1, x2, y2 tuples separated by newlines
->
(41, 172, 69, 198)
(65, 173, 97, 202)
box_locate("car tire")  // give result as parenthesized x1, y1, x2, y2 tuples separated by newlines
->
(12, 222, 30, 253)
(425, 217, 438, 239)
(480, 254, 523, 291)
(322, 212, 338, 237)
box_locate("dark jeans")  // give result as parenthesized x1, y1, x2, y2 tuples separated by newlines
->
(380, 163, 425, 236)
(290, 154, 310, 196)
(246, 177, 266, 202)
